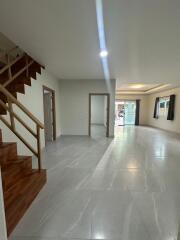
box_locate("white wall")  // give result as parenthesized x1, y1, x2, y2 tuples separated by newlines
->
(0, 75, 115, 157)
(116, 94, 148, 125)
(0, 169, 7, 240)
(91, 95, 105, 125)
(0, 69, 61, 156)
(59, 79, 116, 137)
(0, 32, 15, 51)
(147, 87, 180, 133)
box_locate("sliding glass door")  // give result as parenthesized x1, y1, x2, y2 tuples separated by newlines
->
(124, 101, 136, 125)
(115, 101, 136, 126)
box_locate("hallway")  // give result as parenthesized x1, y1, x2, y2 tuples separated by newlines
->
(10, 126, 180, 240)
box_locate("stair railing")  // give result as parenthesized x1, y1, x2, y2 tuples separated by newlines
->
(0, 84, 44, 171)
(0, 46, 34, 88)
(0, 46, 23, 72)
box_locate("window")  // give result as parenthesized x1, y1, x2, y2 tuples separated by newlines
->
(159, 97, 170, 117)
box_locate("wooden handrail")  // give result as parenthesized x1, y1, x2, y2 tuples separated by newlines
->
(0, 54, 25, 75)
(0, 46, 44, 170)
(0, 99, 37, 137)
(0, 84, 44, 170)
(3, 60, 34, 87)
(0, 46, 19, 59)
(0, 115, 38, 156)
(0, 46, 42, 89)
(0, 85, 44, 128)
(0, 46, 21, 72)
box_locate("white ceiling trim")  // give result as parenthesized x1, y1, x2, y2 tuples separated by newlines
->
(116, 84, 178, 95)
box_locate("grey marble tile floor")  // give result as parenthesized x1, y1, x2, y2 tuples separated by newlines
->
(10, 126, 180, 240)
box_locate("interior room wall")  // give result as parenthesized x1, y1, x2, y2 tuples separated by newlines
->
(91, 95, 105, 125)
(0, 69, 61, 155)
(116, 94, 148, 125)
(59, 79, 116, 137)
(0, 32, 15, 51)
(146, 87, 180, 133)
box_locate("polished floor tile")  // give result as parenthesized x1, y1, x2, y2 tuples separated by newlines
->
(91, 124, 106, 138)
(10, 126, 180, 240)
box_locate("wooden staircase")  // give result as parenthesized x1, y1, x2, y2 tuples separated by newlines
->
(0, 47, 47, 236)
(0, 48, 42, 115)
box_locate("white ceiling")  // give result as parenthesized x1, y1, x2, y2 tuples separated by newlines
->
(0, 0, 180, 89)
(104, 0, 180, 88)
(0, 0, 103, 79)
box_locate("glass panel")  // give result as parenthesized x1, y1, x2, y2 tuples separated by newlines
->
(159, 97, 170, 117)
(124, 101, 136, 125)
(115, 102, 125, 126)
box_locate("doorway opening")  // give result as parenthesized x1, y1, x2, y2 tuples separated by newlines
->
(115, 100, 136, 126)
(89, 93, 110, 138)
(43, 86, 56, 145)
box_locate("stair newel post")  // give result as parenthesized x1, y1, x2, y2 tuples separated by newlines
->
(36, 124, 42, 171)
(7, 97, 15, 131)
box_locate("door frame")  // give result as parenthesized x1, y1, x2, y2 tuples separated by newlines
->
(42, 85, 56, 141)
(88, 93, 110, 137)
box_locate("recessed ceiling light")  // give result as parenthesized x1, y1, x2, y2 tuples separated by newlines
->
(130, 84, 144, 89)
(100, 50, 108, 58)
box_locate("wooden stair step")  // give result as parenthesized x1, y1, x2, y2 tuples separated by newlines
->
(2, 156, 32, 191)
(33, 62, 42, 75)
(7, 82, 25, 94)
(5, 169, 46, 236)
(5, 169, 46, 210)
(0, 92, 8, 103)
(0, 70, 9, 85)
(17, 74, 31, 86)
(0, 142, 18, 164)
(23, 76, 31, 86)
(0, 105, 7, 115)
(0, 51, 46, 236)
(4, 169, 40, 208)
(0, 91, 17, 104)
(11, 56, 26, 76)
(0, 91, 17, 115)
(1, 155, 32, 171)
(29, 62, 41, 80)
(29, 69, 37, 80)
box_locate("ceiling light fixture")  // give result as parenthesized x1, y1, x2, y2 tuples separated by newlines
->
(100, 50, 108, 58)
(130, 84, 144, 89)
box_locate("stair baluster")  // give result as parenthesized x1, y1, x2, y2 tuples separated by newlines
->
(0, 85, 44, 170)
(0, 46, 46, 236)
(0, 46, 44, 170)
